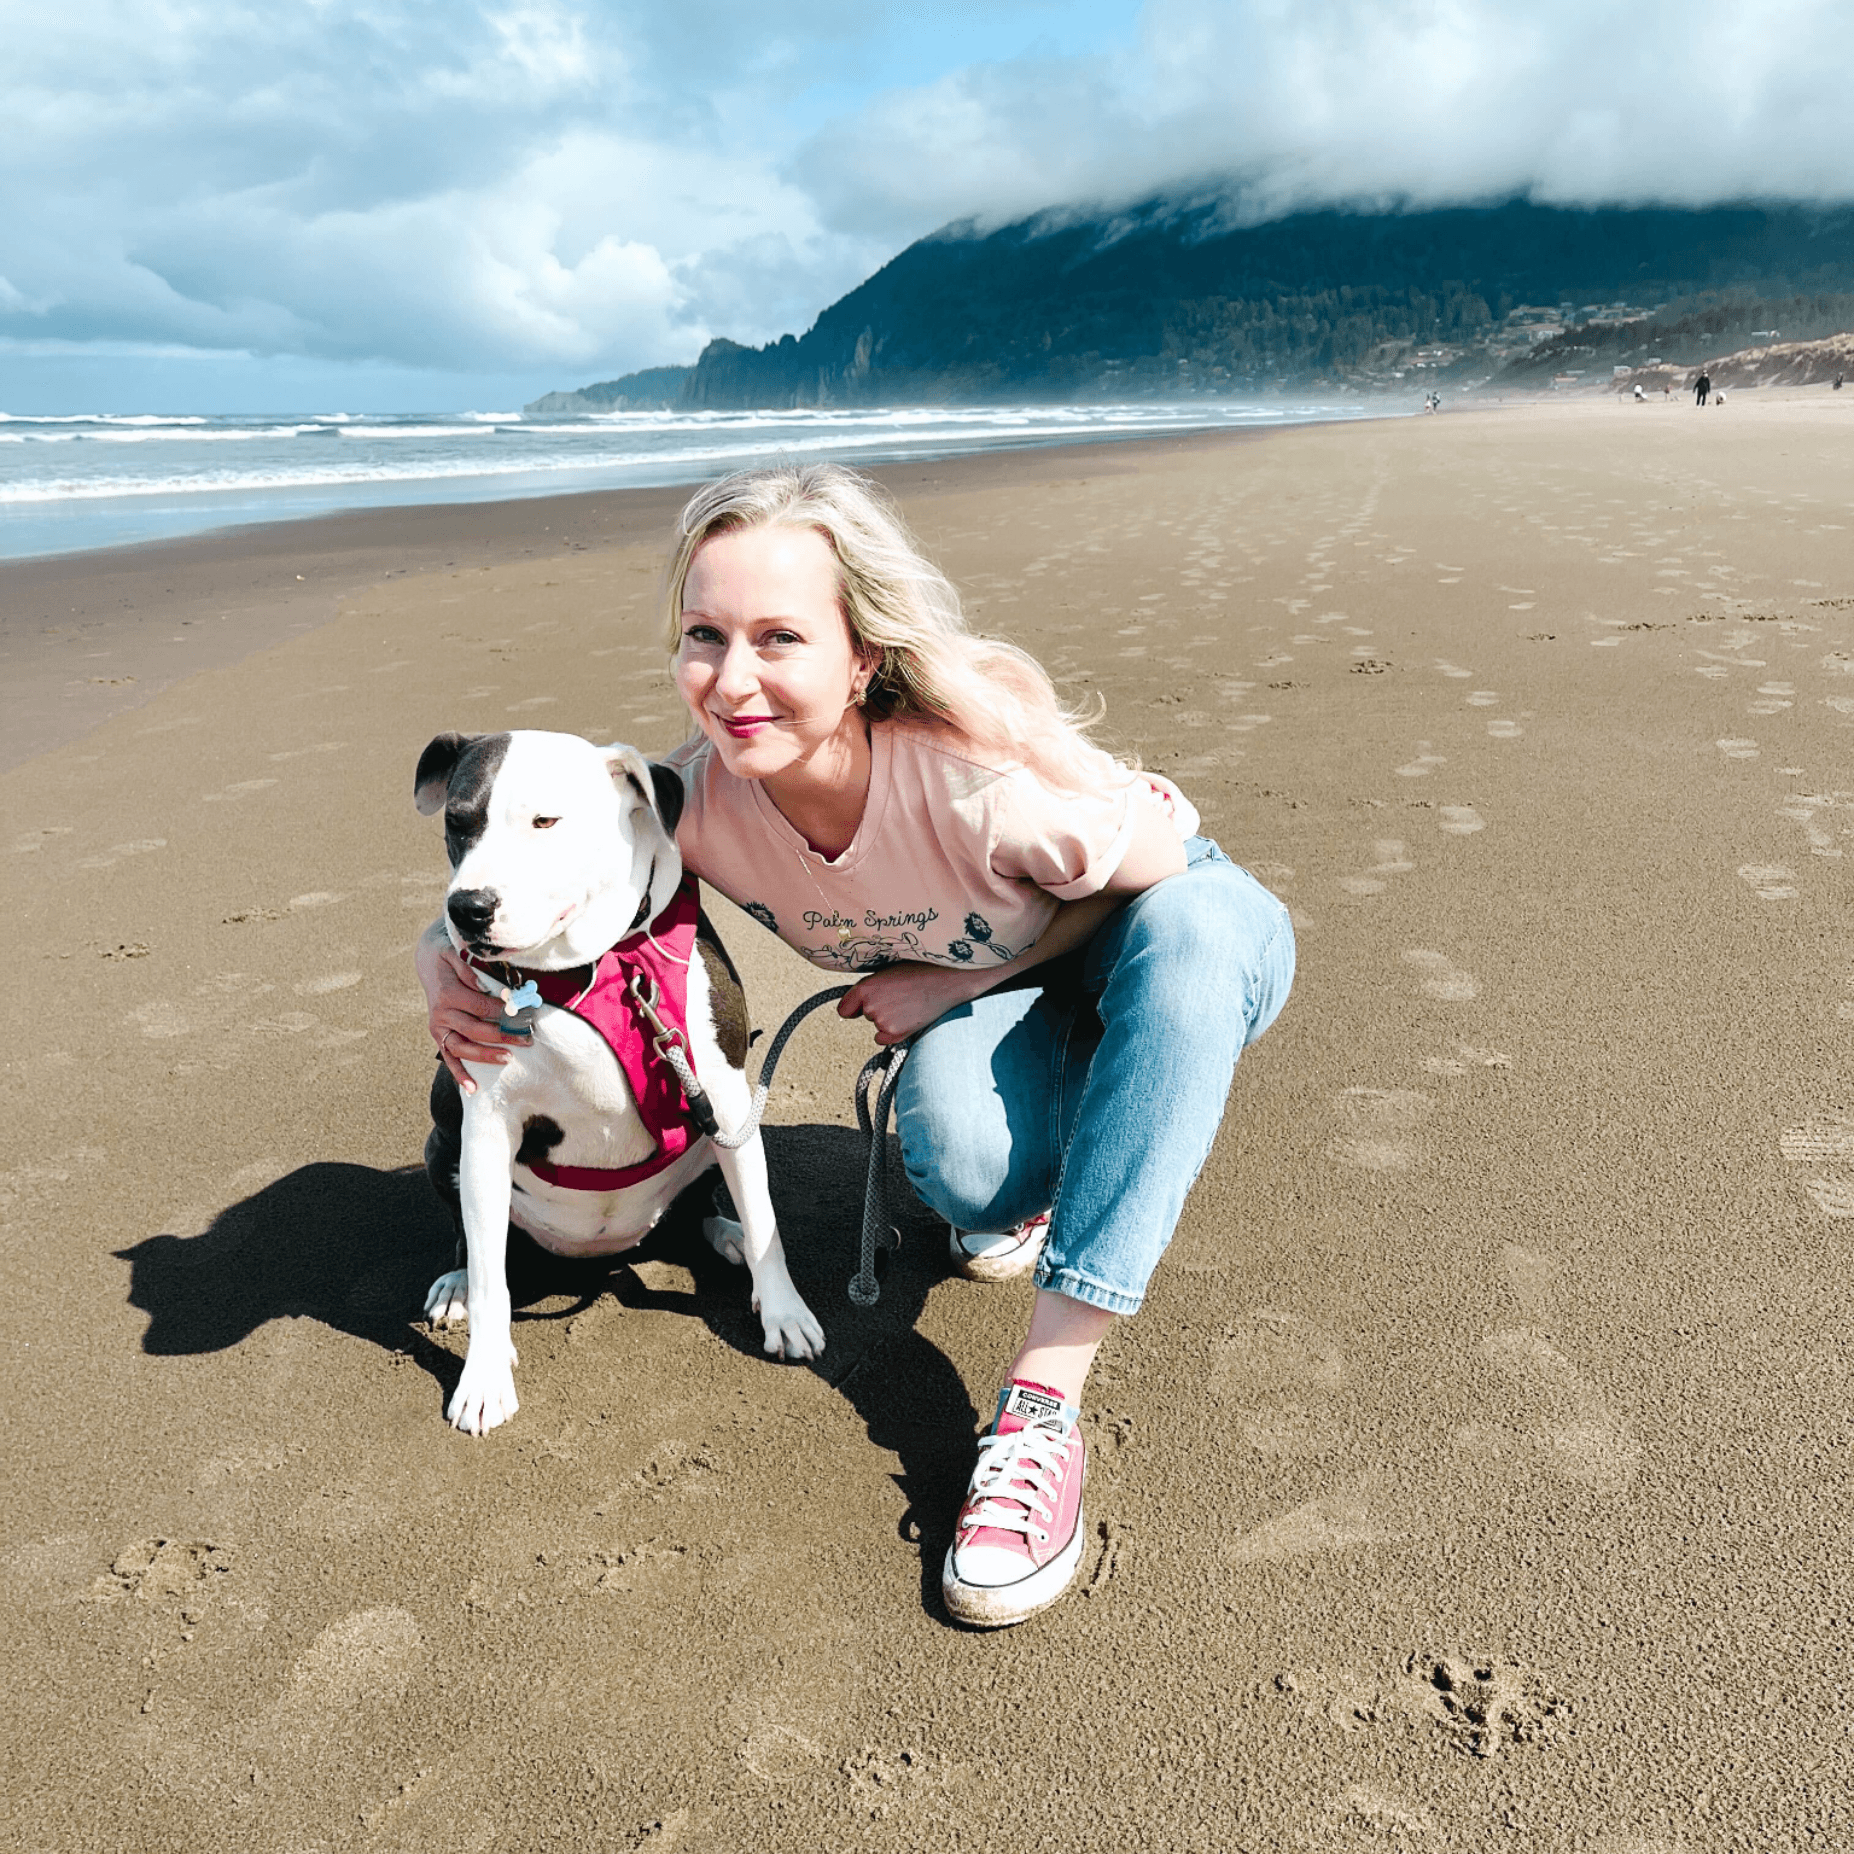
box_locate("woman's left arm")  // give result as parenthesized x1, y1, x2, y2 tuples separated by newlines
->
(840, 796, 1187, 1045)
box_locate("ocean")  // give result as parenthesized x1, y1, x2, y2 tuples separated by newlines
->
(0, 400, 1376, 561)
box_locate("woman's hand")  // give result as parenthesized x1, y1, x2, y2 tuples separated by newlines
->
(416, 920, 531, 1094)
(839, 960, 990, 1046)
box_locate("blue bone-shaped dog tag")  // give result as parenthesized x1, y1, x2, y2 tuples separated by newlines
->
(497, 977, 543, 1035)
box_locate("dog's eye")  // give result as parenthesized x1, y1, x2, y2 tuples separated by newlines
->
(532, 816, 559, 830)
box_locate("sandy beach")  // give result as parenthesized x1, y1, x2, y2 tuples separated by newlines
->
(6, 395, 1853, 1852)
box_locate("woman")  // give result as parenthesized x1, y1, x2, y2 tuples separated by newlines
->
(420, 464, 1294, 1628)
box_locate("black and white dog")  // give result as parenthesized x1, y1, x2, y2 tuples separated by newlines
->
(415, 729, 825, 1434)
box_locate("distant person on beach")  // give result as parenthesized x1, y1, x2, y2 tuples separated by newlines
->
(1835, 373, 1844, 391)
(1695, 371, 1711, 406)
(419, 463, 1294, 1629)
(1633, 383, 1646, 401)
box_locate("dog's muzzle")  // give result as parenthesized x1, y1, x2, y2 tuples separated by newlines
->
(448, 887, 500, 949)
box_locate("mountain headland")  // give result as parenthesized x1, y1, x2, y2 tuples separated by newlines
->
(528, 197, 1854, 413)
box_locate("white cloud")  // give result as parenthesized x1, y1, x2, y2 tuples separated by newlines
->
(0, 0, 1847, 400)
(0, 1, 894, 379)
(797, 0, 1854, 239)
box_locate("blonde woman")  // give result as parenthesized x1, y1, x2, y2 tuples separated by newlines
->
(421, 464, 1294, 1627)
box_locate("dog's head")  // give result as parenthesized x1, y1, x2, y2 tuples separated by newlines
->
(414, 730, 685, 968)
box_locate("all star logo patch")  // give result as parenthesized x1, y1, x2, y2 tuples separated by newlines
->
(1003, 1382, 1065, 1425)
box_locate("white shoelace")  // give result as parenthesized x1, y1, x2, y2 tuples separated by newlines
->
(960, 1419, 1073, 1545)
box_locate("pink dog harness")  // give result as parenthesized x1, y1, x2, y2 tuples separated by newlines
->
(475, 878, 706, 1192)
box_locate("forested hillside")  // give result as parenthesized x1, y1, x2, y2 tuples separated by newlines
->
(530, 199, 1854, 410)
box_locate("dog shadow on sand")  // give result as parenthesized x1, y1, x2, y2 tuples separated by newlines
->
(116, 1122, 976, 1620)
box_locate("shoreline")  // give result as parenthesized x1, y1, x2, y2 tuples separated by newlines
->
(0, 422, 1286, 772)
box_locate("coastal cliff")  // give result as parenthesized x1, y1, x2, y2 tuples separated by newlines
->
(527, 198, 1854, 412)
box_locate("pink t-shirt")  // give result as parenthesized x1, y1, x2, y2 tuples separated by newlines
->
(665, 722, 1199, 974)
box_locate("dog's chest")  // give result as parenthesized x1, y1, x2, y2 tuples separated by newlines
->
(483, 1007, 658, 1165)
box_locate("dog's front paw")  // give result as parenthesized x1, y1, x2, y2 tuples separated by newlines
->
(425, 1269, 469, 1325)
(702, 1214, 747, 1267)
(753, 1287, 826, 1362)
(446, 1347, 519, 1435)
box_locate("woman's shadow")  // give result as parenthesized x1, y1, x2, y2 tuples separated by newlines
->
(116, 1123, 977, 1619)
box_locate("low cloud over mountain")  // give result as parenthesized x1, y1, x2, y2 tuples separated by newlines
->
(3, 1, 1850, 402)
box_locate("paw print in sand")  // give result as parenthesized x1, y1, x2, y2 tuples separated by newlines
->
(1403, 1651, 1568, 1758)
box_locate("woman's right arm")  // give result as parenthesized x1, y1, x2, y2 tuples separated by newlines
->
(416, 919, 530, 1094)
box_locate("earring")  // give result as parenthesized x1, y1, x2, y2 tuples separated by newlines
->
(853, 682, 868, 707)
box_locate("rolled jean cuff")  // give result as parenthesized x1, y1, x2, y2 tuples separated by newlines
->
(1033, 1262, 1145, 1318)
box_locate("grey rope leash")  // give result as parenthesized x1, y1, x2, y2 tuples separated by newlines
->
(653, 981, 911, 1306)
(847, 1041, 909, 1307)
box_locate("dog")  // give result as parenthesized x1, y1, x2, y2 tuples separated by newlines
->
(414, 728, 825, 1434)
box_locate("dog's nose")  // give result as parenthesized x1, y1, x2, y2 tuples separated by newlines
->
(448, 888, 499, 939)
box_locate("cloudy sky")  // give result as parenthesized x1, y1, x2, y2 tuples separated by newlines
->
(3, 0, 1847, 411)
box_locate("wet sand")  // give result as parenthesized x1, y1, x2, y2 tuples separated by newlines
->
(5, 395, 1853, 1851)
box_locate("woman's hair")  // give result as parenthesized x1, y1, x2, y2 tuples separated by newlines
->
(665, 463, 1121, 791)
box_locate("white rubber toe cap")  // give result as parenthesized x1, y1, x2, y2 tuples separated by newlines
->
(948, 1542, 1037, 1590)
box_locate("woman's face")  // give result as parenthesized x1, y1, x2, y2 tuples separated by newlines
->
(674, 523, 873, 786)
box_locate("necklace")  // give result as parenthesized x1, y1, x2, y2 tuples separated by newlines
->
(790, 839, 856, 948)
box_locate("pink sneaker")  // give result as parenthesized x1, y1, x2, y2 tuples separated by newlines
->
(942, 1379, 1088, 1628)
(947, 1210, 1050, 1283)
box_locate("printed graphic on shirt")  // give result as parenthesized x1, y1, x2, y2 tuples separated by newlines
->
(790, 903, 1021, 973)
(805, 928, 926, 973)
(956, 912, 1017, 963)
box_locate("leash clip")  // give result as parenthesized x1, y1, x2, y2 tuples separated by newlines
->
(628, 969, 720, 1138)
(627, 970, 685, 1061)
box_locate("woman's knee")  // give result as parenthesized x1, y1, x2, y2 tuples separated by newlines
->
(895, 1069, 1019, 1230)
(1107, 863, 1294, 1035)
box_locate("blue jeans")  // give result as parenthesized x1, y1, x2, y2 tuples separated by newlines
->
(894, 838, 1295, 1316)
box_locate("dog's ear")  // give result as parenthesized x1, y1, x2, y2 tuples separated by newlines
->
(648, 761, 685, 836)
(415, 732, 480, 815)
(605, 746, 685, 840)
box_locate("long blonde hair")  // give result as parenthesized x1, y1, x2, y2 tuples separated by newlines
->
(665, 463, 1120, 791)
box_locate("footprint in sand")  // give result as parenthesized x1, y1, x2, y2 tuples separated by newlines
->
(1339, 840, 1415, 896)
(1437, 806, 1484, 835)
(1737, 863, 1798, 901)
(1224, 1476, 1395, 1565)
(1423, 1044, 1511, 1078)
(1466, 1328, 1642, 1492)
(1213, 1308, 1349, 1394)
(75, 838, 166, 872)
(1396, 743, 1447, 777)
(295, 970, 363, 996)
(1328, 1087, 1434, 1172)
(1750, 682, 1794, 716)
(739, 1723, 825, 1781)
(1715, 737, 1759, 760)
(1778, 1111, 1854, 1218)
(1486, 718, 1524, 739)
(1316, 1783, 1436, 1846)
(202, 778, 280, 804)
(1465, 690, 1499, 707)
(1776, 792, 1843, 859)
(1461, 1240, 1638, 1487)
(1402, 949, 1479, 1001)
(1213, 1309, 1352, 1460)
(1435, 660, 1472, 679)
(260, 1607, 425, 1750)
